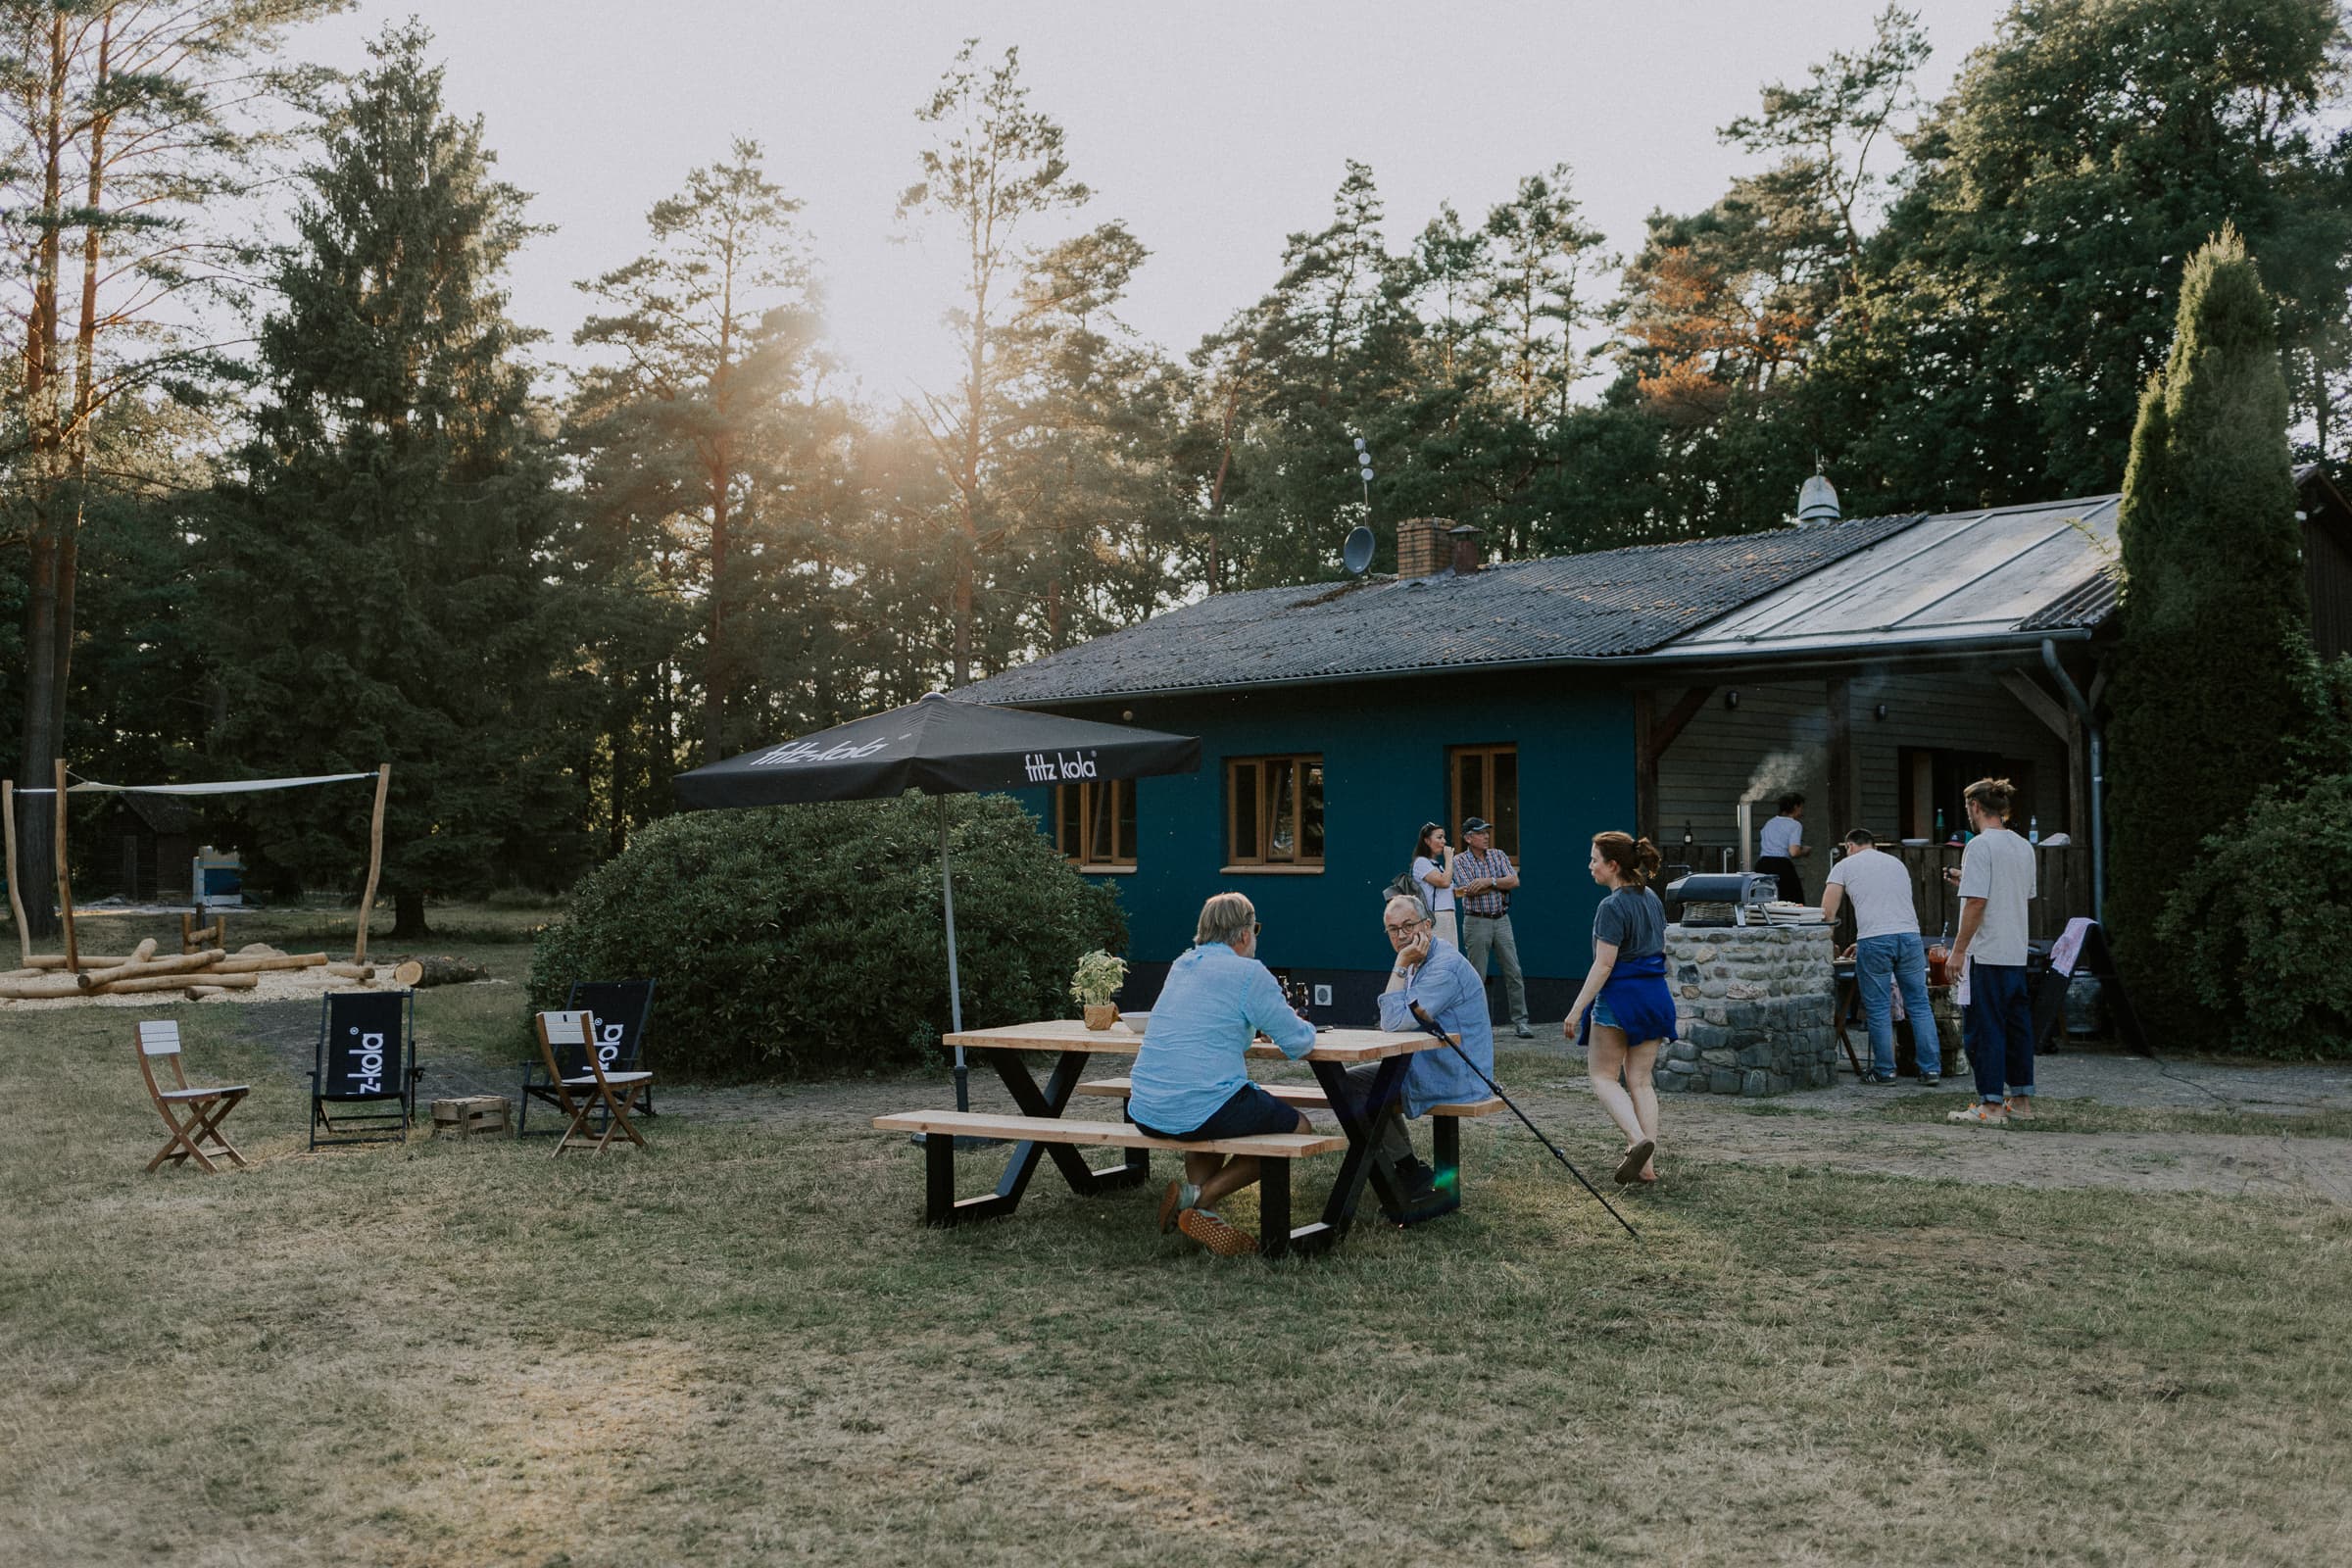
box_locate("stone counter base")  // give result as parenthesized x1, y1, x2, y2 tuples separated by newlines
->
(1653, 923, 1838, 1097)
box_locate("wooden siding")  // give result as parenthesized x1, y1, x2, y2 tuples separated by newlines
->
(2305, 513, 2352, 662)
(1652, 670, 2074, 871)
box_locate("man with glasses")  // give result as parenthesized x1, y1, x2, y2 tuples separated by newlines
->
(1348, 893, 1497, 1213)
(1129, 891, 1317, 1256)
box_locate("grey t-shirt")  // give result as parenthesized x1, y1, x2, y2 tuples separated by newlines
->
(1826, 848, 1919, 940)
(1593, 886, 1666, 959)
(1956, 827, 2036, 966)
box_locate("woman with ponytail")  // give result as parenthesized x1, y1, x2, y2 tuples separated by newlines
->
(1565, 832, 1676, 1184)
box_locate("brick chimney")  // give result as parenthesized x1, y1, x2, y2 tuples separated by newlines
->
(1396, 516, 1451, 578)
(1448, 523, 1485, 575)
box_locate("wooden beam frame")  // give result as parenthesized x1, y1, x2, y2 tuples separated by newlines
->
(353, 762, 390, 965)
(53, 760, 75, 972)
(1999, 669, 2072, 742)
(1633, 686, 1713, 845)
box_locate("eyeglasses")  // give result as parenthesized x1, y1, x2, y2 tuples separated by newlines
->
(1385, 920, 1429, 936)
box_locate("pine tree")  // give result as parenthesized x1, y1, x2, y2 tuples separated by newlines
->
(202, 23, 588, 935)
(2105, 227, 2329, 1029)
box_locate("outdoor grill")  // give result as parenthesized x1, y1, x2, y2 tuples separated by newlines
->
(1664, 871, 1780, 927)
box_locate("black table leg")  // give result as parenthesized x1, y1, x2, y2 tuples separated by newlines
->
(1258, 1156, 1293, 1260)
(1286, 1054, 1412, 1256)
(937, 1049, 1150, 1227)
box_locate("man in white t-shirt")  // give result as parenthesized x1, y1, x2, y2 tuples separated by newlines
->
(1821, 828, 1940, 1085)
(1943, 777, 2038, 1125)
(1755, 792, 1809, 902)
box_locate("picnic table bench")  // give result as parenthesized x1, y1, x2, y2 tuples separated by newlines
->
(873, 1018, 1501, 1259)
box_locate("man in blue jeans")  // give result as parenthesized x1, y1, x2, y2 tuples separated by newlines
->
(1820, 827, 1940, 1086)
(1943, 777, 2039, 1125)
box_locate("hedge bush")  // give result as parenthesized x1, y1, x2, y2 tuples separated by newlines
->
(2156, 771, 2352, 1058)
(529, 793, 1126, 1078)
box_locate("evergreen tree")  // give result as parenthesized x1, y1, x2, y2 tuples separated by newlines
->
(2105, 228, 2329, 1029)
(202, 23, 587, 935)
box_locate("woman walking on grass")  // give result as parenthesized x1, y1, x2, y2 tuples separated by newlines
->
(1564, 831, 1677, 1185)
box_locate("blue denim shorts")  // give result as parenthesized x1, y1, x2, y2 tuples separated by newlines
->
(1130, 1081, 1298, 1141)
(1592, 998, 1620, 1031)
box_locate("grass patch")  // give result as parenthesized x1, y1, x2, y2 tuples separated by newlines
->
(4, 927, 2349, 1563)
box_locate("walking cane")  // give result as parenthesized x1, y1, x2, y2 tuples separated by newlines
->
(1407, 1001, 1641, 1242)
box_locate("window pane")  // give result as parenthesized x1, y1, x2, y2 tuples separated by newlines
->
(1301, 762, 1324, 859)
(1267, 760, 1297, 860)
(1456, 752, 1483, 835)
(1232, 764, 1258, 861)
(1086, 782, 1113, 863)
(1055, 784, 1079, 858)
(1494, 749, 1519, 858)
(1115, 778, 1137, 863)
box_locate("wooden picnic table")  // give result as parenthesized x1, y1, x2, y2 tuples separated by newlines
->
(930, 1018, 1454, 1258)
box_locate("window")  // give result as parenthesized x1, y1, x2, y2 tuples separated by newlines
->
(1449, 744, 1519, 858)
(1225, 755, 1325, 869)
(1898, 748, 2039, 839)
(1054, 778, 1137, 869)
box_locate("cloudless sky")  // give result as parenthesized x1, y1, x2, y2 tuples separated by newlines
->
(286, 1, 2017, 401)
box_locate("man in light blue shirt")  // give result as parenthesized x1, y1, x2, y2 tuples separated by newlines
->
(1129, 892, 1316, 1256)
(1350, 893, 1496, 1210)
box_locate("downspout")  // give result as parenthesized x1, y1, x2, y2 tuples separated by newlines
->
(2039, 639, 2103, 923)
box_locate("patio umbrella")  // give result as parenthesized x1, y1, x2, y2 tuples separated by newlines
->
(674, 692, 1200, 1108)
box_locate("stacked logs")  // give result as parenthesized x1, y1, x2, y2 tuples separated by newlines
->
(0, 939, 424, 1001)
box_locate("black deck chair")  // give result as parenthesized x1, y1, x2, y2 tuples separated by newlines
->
(520, 978, 656, 1133)
(308, 989, 422, 1150)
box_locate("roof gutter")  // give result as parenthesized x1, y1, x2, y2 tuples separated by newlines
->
(985, 625, 2096, 709)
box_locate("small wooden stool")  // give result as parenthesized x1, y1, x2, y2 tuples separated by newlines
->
(431, 1096, 513, 1140)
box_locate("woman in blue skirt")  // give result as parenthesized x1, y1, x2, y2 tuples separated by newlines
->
(1563, 832, 1678, 1185)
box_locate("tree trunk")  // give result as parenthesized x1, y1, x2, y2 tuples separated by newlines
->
(390, 888, 430, 939)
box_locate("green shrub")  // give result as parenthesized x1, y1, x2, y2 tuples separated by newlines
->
(529, 792, 1125, 1078)
(2156, 772, 2352, 1058)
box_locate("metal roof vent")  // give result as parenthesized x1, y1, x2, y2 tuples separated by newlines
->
(1796, 471, 1840, 527)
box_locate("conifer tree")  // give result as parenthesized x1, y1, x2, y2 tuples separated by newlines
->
(203, 23, 587, 935)
(2105, 228, 2328, 1026)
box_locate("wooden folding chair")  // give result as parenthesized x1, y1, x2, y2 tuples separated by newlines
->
(520, 978, 657, 1133)
(534, 1010, 654, 1157)
(134, 1019, 250, 1173)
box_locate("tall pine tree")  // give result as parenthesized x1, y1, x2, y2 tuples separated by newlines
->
(203, 22, 587, 935)
(2105, 228, 2330, 1029)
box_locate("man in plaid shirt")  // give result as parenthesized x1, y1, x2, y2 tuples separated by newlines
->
(1453, 816, 1535, 1039)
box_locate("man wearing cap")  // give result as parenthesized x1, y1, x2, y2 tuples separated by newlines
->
(1453, 816, 1535, 1040)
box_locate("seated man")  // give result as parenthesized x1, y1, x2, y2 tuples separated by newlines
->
(1353, 894, 1497, 1212)
(1128, 891, 1317, 1257)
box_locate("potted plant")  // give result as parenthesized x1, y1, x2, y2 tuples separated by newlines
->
(1070, 949, 1127, 1030)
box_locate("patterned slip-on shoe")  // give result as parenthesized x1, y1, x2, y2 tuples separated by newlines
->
(1947, 1102, 2008, 1126)
(1157, 1180, 1186, 1235)
(1177, 1206, 1257, 1257)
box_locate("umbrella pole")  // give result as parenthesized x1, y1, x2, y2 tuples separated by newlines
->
(940, 795, 969, 1112)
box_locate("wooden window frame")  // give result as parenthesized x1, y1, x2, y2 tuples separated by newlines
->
(1448, 743, 1520, 860)
(1054, 777, 1137, 871)
(1223, 754, 1325, 872)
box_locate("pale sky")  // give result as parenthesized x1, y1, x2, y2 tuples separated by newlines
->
(287, 1, 2017, 401)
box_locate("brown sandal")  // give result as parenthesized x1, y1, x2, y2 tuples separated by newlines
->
(1614, 1139, 1655, 1185)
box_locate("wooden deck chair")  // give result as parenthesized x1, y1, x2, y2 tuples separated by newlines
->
(534, 1009, 654, 1157)
(309, 989, 423, 1151)
(519, 978, 656, 1133)
(134, 1019, 250, 1174)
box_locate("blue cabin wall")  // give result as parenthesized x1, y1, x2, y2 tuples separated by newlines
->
(1006, 670, 1636, 1024)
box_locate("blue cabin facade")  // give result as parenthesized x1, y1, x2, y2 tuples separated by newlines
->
(1005, 670, 1636, 1021)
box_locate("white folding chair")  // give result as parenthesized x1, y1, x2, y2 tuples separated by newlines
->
(134, 1020, 250, 1173)
(533, 1010, 654, 1157)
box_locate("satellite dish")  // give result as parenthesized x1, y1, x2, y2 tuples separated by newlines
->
(1343, 524, 1375, 575)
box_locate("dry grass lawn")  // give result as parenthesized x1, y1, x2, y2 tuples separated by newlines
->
(3, 910, 2348, 1565)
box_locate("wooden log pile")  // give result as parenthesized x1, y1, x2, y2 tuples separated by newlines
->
(0, 940, 347, 1001)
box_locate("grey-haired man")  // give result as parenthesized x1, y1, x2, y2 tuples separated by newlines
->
(1454, 816, 1534, 1039)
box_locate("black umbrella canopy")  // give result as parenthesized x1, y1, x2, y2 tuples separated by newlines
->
(673, 692, 1200, 809)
